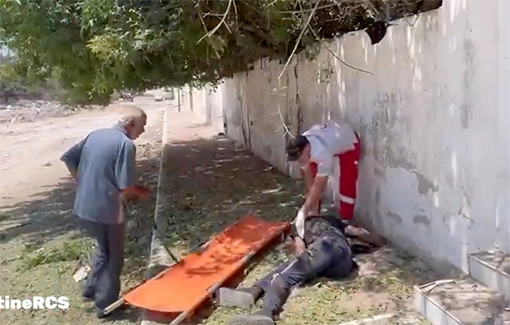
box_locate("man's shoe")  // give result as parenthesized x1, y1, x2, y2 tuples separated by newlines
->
(218, 286, 262, 308)
(82, 295, 93, 303)
(227, 311, 275, 325)
(81, 285, 95, 303)
(96, 309, 108, 319)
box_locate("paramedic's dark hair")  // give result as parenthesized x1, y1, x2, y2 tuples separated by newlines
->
(285, 135, 309, 161)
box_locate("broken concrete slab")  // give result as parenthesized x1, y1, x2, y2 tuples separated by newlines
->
(72, 262, 91, 282)
(469, 249, 510, 300)
(415, 277, 510, 325)
(336, 313, 425, 325)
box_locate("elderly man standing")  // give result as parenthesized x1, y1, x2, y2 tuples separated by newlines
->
(60, 105, 149, 319)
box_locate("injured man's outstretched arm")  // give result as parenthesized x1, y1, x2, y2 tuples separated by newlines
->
(344, 224, 387, 247)
(218, 215, 355, 325)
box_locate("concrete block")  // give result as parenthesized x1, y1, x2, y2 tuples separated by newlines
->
(415, 277, 510, 325)
(336, 313, 425, 325)
(469, 250, 510, 299)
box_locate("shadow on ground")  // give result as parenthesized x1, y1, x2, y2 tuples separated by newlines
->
(159, 135, 301, 253)
(144, 134, 439, 325)
(0, 137, 162, 325)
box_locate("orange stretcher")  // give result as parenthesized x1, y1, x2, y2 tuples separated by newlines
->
(105, 215, 289, 324)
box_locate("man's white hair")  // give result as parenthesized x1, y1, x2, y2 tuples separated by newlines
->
(113, 105, 146, 127)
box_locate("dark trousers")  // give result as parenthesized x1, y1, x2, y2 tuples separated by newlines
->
(255, 235, 352, 315)
(80, 218, 125, 310)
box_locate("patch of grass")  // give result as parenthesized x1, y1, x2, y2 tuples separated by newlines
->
(19, 240, 91, 270)
(345, 270, 413, 297)
(0, 212, 10, 221)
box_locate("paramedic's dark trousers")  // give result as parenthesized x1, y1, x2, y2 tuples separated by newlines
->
(81, 219, 125, 311)
(255, 235, 352, 315)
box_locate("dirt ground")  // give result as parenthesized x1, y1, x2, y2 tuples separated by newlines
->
(0, 101, 437, 325)
(0, 97, 167, 325)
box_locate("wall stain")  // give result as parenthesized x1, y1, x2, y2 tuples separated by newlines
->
(413, 214, 431, 227)
(375, 187, 381, 206)
(377, 137, 438, 195)
(387, 149, 415, 170)
(461, 38, 475, 129)
(373, 209, 385, 232)
(460, 102, 472, 129)
(263, 144, 273, 159)
(374, 167, 385, 177)
(458, 187, 471, 219)
(370, 98, 418, 173)
(415, 172, 438, 195)
(387, 211, 403, 223)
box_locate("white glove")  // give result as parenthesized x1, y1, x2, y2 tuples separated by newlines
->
(293, 208, 306, 239)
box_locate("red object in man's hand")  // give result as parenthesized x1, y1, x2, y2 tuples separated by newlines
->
(134, 186, 151, 198)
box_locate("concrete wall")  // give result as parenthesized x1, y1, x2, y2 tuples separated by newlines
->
(177, 85, 225, 132)
(185, 0, 510, 274)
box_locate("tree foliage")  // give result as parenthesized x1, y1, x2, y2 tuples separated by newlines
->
(0, 0, 435, 105)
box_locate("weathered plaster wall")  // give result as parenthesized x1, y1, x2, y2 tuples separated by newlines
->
(187, 0, 510, 273)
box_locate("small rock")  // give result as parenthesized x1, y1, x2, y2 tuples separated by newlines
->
(126, 220, 137, 231)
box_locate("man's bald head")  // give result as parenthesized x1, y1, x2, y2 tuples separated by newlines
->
(114, 105, 147, 140)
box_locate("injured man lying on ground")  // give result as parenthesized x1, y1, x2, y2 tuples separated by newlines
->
(217, 215, 385, 325)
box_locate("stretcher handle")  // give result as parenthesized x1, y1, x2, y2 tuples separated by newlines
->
(104, 298, 125, 315)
